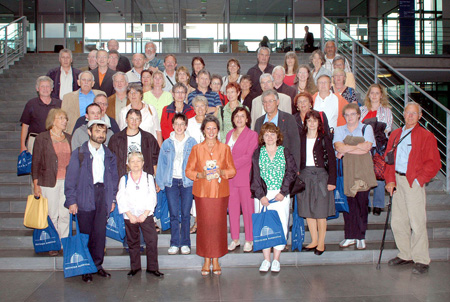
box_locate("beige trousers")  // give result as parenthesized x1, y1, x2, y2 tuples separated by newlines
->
(391, 174, 430, 265)
(41, 179, 70, 239)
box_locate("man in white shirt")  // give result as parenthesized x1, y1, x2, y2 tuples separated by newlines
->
(250, 73, 291, 129)
(324, 41, 351, 73)
(46, 48, 81, 100)
(126, 53, 145, 84)
(65, 120, 118, 283)
(313, 74, 348, 130)
(163, 54, 177, 92)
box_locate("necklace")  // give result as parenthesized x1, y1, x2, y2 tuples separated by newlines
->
(131, 172, 142, 190)
(50, 129, 64, 138)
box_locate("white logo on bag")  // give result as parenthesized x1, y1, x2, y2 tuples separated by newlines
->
(70, 253, 84, 264)
(260, 226, 274, 236)
(107, 217, 116, 228)
(39, 231, 50, 241)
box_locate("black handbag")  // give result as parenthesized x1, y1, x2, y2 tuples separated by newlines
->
(290, 174, 305, 195)
(385, 131, 411, 165)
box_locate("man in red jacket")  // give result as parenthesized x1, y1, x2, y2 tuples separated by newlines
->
(384, 101, 441, 274)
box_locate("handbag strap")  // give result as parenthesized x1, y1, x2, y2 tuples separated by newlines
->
(392, 130, 412, 151)
(69, 214, 80, 237)
(337, 158, 344, 177)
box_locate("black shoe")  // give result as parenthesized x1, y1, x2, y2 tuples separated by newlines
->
(146, 269, 164, 277)
(368, 207, 372, 214)
(97, 268, 111, 277)
(301, 245, 317, 252)
(314, 247, 325, 256)
(373, 207, 382, 216)
(388, 257, 414, 266)
(412, 263, 429, 274)
(127, 268, 141, 276)
(82, 273, 93, 283)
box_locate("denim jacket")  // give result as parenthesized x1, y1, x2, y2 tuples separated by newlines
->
(155, 135, 197, 189)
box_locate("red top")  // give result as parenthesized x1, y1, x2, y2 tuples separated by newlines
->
(160, 104, 196, 140)
(283, 74, 296, 87)
(362, 110, 377, 121)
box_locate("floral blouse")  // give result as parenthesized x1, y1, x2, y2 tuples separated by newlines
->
(259, 145, 286, 190)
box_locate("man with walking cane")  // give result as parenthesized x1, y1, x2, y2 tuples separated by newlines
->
(384, 102, 440, 275)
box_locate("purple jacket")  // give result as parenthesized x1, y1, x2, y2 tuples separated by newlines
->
(225, 127, 258, 188)
(64, 141, 118, 212)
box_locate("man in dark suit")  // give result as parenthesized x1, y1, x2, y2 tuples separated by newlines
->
(46, 48, 81, 100)
(92, 49, 116, 97)
(254, 89, 300, 168)
(304, 26, 315, 53)
(107, 39, 131, 73)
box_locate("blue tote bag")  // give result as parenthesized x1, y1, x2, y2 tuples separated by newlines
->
(106, 206, 126, 242)
(61, 214, 97, 278)
(33, 216, 61, 253)
(17, 150, 32, 176)
(329, 158, 349, 220)
(252, 201, 287, 252)
(155, 190, 171, 231)
(291, 196, 305, 252)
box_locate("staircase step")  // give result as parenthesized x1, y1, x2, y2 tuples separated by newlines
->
(0, 240, 448, 271)
(1, 221, 450, 250)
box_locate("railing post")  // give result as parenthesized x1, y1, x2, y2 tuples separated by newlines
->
(447, 112, 450, 193)
(374, 57, 379, 83)
(4, 26, 7, 69)
(352, 40, 356, 80)
(22, 19, 27, 55)
(321, 17, 325, 50)
(404, 80, 409, 105)
(335, 25, 338, 47)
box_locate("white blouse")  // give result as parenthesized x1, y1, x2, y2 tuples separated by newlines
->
(118, 102, 161, 139)
(116, 172, 157, 219)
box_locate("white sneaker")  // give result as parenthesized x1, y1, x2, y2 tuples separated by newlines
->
(339, 239, 356, 248)
(271, 260, 281, 273)
(243, 241, 253, 253)
(168, 246, 179, 255)
(259, 260, 271, 272)
(228, 241, 240, 251)
(180, 246, 191, 255)
(356, 239, 366, 250)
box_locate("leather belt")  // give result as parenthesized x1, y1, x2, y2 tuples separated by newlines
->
(395, 171, 406, 176)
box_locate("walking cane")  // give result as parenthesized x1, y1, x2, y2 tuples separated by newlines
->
(376, 194, 393, 270)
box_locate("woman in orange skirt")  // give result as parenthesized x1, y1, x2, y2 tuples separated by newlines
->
(185, 115, 236, 275)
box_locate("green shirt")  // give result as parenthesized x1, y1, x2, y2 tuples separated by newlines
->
(217, 102, 248, 143)
(259, 145, 286, 190)
(143, 91, 173, 121)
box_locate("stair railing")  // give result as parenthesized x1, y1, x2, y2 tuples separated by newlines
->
(0, 17, 27, 73)
(322, 16, 450, 193)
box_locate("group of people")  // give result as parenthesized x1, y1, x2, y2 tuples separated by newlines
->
(21, 39, 441, 281)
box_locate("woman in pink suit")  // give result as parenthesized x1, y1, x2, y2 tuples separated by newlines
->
(225, 107, 258, 252)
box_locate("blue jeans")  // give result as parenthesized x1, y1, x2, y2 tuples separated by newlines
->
(369, 180, 386, 208)
(165, 178, 193, 247)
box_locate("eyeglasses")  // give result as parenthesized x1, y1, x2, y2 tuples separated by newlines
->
(344, 112, 357, 117)
(95, 102, 108, 107)
(174, 91, 186, 94)
(405, 111, 419, 116)
(56, 116, 68, 121)
(262, 99, 276, 104)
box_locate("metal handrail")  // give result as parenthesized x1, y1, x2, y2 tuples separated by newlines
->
(0, 17, 27, 73)
(0, 16, 27, 31)
(322, 16, 450, 192)
(323, 17, 449, 115)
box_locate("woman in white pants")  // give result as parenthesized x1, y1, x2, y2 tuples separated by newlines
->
(250, 123, 297, 273)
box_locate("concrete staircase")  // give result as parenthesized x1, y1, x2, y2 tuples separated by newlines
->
(0, 53, 449, 271)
